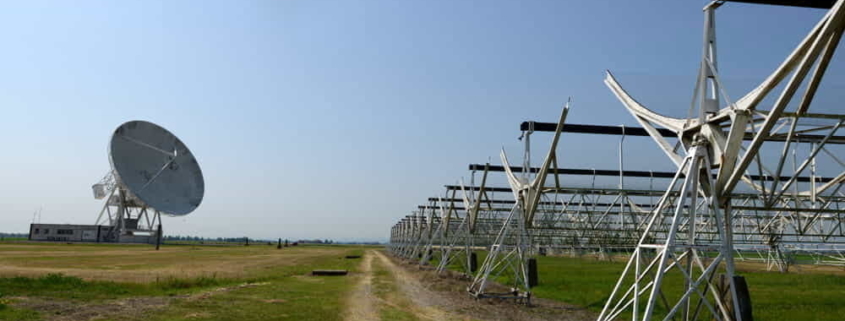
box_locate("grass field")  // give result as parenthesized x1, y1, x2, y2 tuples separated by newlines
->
(431, 250, 845, 320)
(0, 242, 371, 321)
(531, 255, 845, 321)
(2, 242, 843, 321)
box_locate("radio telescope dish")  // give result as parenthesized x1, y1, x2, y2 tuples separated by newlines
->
(109, 121, 204, 215)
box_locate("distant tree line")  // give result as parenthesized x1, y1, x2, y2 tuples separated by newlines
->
(0, 232, 28, 240)
(296, 239, 335, 244)
(0, 231, 383, 245)
(163, 235, 256, 243)
(162, 235, 349, 244)
(335, 241, 383, 245)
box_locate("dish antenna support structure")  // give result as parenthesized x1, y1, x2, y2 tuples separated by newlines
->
(434, 166, 491, 276)
(599, 1, 845, 320)
(467, 102, 569, 303)
(92, 121, 204, 245)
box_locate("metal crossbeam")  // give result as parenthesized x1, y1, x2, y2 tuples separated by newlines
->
(724, 0, 836, 9)
(467, 164, 838, 183)
(520, 121, 845, 144)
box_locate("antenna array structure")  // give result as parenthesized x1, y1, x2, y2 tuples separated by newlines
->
(388, 1, 845, 320)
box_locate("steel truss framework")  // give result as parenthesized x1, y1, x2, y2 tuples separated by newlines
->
(388, 1, 845, 321)
(93, 172, 163, 243)
(600, 1, 845, 319)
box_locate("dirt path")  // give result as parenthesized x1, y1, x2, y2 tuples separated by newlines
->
(343, 249, 469, 320)
(344, 251, 379, 321)
(371, 250, 466, 320)
(346, 250, 596, 321)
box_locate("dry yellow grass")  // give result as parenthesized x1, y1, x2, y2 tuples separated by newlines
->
(0, 242, 350, 282)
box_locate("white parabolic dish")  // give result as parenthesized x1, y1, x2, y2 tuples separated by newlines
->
(109, 120, 204, 215)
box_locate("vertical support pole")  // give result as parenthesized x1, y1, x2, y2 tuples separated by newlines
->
(117, 188, 126, 243)
(155, 223, 162, 251)
(619, 126, 626, 234)
(528, 258, 539, 287)
(523, 122, 532, 179)
(733, 276, 754, 321)
(700, 2, 720, 120)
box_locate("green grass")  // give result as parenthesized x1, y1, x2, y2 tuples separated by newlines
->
(433, 250, 845, 320)
(0, 293, 38, 321)
(745, 271, 845, 320)
(11, 243, 838, 320)
(0, 273, 140, 300)
(0, 305, 39, 321)
(530, 256, 623, 310)
(136, 247, 364, 321)
(0, 244, 370, 321)
(529, 255, 845, 321)
(0, 273, 241, 303)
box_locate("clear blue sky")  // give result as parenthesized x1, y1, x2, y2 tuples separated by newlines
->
(0, 1, 842, 241)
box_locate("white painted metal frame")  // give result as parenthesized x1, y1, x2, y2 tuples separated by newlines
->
(466, 103, 569, 302)
(600, 1, 845, 319)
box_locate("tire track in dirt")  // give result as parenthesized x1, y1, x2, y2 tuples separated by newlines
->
(371, 250, 470, 321)
(373, 250, 596, 321)
(344, 251, 378, 321)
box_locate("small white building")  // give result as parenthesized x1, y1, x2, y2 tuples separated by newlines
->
(28, 224, 155, 244)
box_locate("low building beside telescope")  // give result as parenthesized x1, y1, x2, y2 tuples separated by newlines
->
(28, 223, 157, 243)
